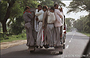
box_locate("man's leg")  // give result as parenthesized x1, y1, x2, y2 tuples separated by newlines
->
(51, 25, 55, 46)
(36, 22, 43, 46)
(60, 26, 63, 44)
(50, 24, 54, 46)
(46, 24, 52, 45)
(29, 24, 34, 46)
(55, 27, 61, 47)
(26, 28, 30, 46)
(54, 27, 63, 53)
(26, 23, 34, 46)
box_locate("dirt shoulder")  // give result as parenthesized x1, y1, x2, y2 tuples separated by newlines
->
(0, 40, 27, 49)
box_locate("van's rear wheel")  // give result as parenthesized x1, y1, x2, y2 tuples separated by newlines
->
(59, 51, 63, 54)
(30, 50, 35, 53)
(29, 46, 35, 53)
(44, 45, 49, 49)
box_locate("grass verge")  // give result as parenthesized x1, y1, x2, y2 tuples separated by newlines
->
(82, 33, 90, 37)
(0, 33, 26, 43)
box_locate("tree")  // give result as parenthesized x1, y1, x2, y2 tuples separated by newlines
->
(0, 0, 39, 33)
(68, 0, 90, 33)
(38, 0, 65, 7)
(10, 16, 24, 35)
(40, 0, 54, 7)
(68, 0, 90, 13)
(0, 0, 16, 32)
(21, 0, 39, 8)
(53, 0, 65, 6)
(73, 15, 90, 33)
(66, 18, 75, 31)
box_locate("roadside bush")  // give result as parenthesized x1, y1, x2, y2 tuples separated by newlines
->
(10, 16, 24, 35)
(0, 33, 10, 41)
(0, 33, 4, 41)
(73, 15, 90, 33)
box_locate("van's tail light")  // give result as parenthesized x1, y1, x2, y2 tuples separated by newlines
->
(64, 31, 66, 34)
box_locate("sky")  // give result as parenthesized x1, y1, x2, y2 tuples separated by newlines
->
(61, 0, 89, 20)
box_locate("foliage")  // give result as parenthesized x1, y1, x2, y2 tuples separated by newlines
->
(22, 0, 39, 8)
(10, 16, 24, 35)
(82, 33, 90, 37)
(66, 18, 75, 31)
(40, 0, 54, 7)
(38, 0, 65, 7)
(66, 18, 71, 27)
(0, 0, 39, 33)
(52, 0, 65, 6)
(0, 31, 26, 42)
(68, 0, 90, 13)
(68, 0, 90, 33)
(0, 1, 7, 21)
(73, 15, 90, 33)
(10, 1, 24, 19)
(0, 33, 4, 41)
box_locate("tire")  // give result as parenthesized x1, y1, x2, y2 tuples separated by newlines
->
(36, 46, 38, 48)
(30, 50, 35, 53)
(44, 45, 49, 49)
(29, 47, 35, 53)
(40, 46, 43, 48)
(59, 51, 63, 54)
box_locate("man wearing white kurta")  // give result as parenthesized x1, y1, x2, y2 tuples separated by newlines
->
(42, 7, 56, 47)
(46, 7, 56, 46)
(54, 4, 63, 47)
(35, 5, 44, 47)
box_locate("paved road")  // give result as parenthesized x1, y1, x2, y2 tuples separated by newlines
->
(1, 31, 89, 58)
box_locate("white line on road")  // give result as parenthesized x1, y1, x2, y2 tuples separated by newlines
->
(66, 45, 69, 49)
(69, 38, 72, 43)
(66, 33, 75, 49)
(72, 33, 75, 38)
(69, 38, 72, 42)
(69, 33, 75, 43)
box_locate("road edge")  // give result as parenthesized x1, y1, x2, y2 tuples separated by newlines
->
(0, 40, 27, 49)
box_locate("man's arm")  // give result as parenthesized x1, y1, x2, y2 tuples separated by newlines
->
(55, 10, 62, 23)
(35, 10, 42, 16)
(42, 12, 47, 29)
(57, 10, 63, 18)
(27, 13, 33, 19)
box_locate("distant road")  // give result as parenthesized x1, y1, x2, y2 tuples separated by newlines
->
(1, 31, 89, 58)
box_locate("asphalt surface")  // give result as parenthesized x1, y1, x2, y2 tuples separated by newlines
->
(1, 31, 89, 58)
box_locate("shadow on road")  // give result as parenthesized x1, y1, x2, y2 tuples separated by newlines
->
(1, 49, 61, 58)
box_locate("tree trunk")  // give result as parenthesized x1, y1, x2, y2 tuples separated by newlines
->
(1, 0, 16, 33)
(1, 22, 7, 32)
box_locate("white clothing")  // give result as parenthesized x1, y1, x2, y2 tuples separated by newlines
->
(35, 9, 44, 21)
(60, 12, 64, 29)
(35, 9, 44, 46)
(54, 9, 63, 27)
(47, 11, 56, 23)
(36, 22, 43, 46)
(34, 17, 39, 32)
